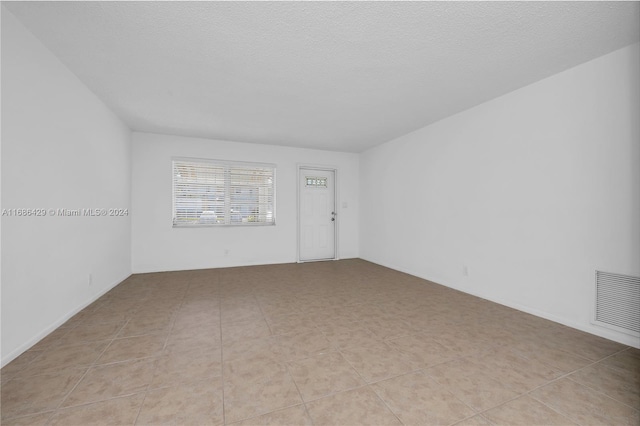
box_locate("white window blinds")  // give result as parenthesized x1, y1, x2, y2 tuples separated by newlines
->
(173, 159, 275, 227)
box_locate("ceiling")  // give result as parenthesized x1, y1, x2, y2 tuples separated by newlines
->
(4, 1, 639, 153)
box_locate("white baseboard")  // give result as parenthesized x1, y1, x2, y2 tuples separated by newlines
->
(132, 258, 293, 274)
(1, 271, 131, 368)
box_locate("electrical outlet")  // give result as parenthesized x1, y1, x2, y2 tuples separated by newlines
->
(224, 249, 229, 256)
(463, 266, 468, 276)
(88, 273, 93, 286)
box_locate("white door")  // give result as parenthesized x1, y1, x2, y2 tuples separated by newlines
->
(299, 168, 336, 261)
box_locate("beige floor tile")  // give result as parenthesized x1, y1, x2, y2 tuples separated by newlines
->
(409, 313, 458, 332)
(428, 329, 493, 357)
(426, 359, 521, 411)
(48, 393, 144, 426)
(266, 313, 318, 335)
(136, 379, 224, 425)
(0, 411, 53, 426)
(5, 260, 635, 426)
(1, 368, 86, 420)
(275, 330, 334, 361)
(118, 314, 174, 337)
(182, 289, 220, 299)
(568, 363, 640, 408)
(172, 315, 220, 333)
(318, 323, 383, 349)
(57, 321, 125, 345)
(287, 352, 364, 401)
(25, 328, 73, 352)
(339, 341, 413, 383)
(164, 327, 221, 352)
(386, 333, 460, 369)
(372, 370, 475, 425)
(530, 378, 640, 425)
(510, 340, 592, 374)
(221, 305, 265, 324)
(97, 334, 167, 364)
(356, 308, 394, 323)
(377, 299, 426, 316)
(231, 404, 312, 426)
(363, 316, 413, 340)
(453, 414, 492, 425)
(258, 304, 303, 318)
(599, 347, 640, 375)
(301, 308, 357, 325)
(77, 308, 133, 327)
(544, 329, 627, 361)
(151, 346, 222, 389)
(471, 348, 562, 393)
(62, 358, 156, 407)
(0, 351, 44, 382)
(224, 356, 290, 385)
(223, 367, 302, 423)
(221, 319, 273, 344)
(147, 300, 184, 312)
(306, 387, 401, 426)
(469, 321, 523, 346)
(482, 395, 576, 425)
(19, 341, 109, 377)
(222, 336, 283, 363)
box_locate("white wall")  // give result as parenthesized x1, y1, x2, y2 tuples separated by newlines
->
(1, 8, 132, 365)
(132, 132, 359, 272)
(361, 44, 640, 347)
(2, 3, 635, 365)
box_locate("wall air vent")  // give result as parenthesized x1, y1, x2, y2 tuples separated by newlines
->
(593, 271, 640, 337)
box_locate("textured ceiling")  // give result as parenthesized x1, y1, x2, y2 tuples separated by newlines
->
(4, 1, 639, 152)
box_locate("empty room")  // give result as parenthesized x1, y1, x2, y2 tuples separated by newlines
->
(1, 1, 639, 425)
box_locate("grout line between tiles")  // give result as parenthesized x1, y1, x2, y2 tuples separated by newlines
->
(523, 391, 585, 426)
(564, 376, 639, 412)
(52, 322, 128, 412)
(1, 409, 57, 425)
(132, 282, 189, 425)
(330, 336, 413, 424)
(419, 368, 481, 420)
(4, 262, 636, 426)
(365, 382, 405, 425)
(562, 347, 640, 412)
(281, 361, 315, 425)
(453, 413, 495, 426)
(133, 388, 148, 426)
(475, 346, 636, 425)
(216, 275, 228, 426)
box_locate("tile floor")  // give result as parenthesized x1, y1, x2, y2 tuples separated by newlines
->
(1, 259, 638, 425)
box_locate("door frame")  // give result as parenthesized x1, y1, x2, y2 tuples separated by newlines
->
(297, 164, 339, 263)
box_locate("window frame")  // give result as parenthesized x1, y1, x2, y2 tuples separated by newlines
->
(172, 157, 276, 228)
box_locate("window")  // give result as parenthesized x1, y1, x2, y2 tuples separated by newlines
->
(305, 176, 327, 188)
(173, 158, 275, 227)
